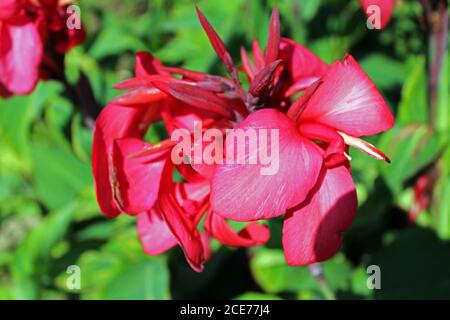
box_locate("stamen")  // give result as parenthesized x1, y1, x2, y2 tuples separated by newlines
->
(338, 131, 391, 163)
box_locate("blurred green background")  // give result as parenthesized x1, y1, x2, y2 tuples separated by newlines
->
(0, 0, 450, 300)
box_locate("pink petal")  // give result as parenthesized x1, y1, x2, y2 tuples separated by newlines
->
(137, 209, 177, 255)
(211, 109, 322, 221)
(113, 138, 169, 215)
(299, 55, 395, 137)
(205, 212, 270, 247)
(0, 19, 43, 95)
(359, 0, 395, 30)
(282, 165, 357, 266)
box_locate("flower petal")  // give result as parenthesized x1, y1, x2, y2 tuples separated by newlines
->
(282, 165, 357, 266)
(205, 212, 270, 247)
(159, 192, 205, 272)
(137, 209, 177, 255)
(135, 51, 170, 78)
(92, 104, 158, 217)
(0, 0, 21, 20)
(195, 6, 239, 83)
(279, 38, 327, 85)
(0, 18, 43, 95)
(211, 109, 322, 221)
(299, 54, 395, 136)
(113, 138, 169, 215)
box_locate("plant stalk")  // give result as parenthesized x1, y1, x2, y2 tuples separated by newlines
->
(308, 263, 336, 300)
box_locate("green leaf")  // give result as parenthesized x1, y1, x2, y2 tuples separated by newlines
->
(102, 259, 169, 300)
(11, 203, 77, 299)
(75, 223, 171, 300)
(379, 124, 443, 194)
(398, 56, 428, 125)
(360, 54, 407, 90)
(31, 141, 93, 210)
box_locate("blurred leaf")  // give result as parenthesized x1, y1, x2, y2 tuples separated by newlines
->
(379, 124, 442, 194)
(250, 249, 351, 295)
(102, 259, 169, 300)
(11, 203, 77, 299)
(89, 13, 147, 60)
(234, 292, 281, 300)
(350, 267, 372, 298)
(398, 56, 428, 125)
(75, 223, 170, 300)
(31, 141, 92, 210)
(360, 54, 406, 90)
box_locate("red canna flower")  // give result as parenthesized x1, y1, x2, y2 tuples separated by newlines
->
(0, 0, 85, 97)
(92, 5, 394, 271)
(359, 0, 396, 30)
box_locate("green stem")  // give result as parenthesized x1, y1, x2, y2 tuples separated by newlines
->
(308, 263, 336, 300)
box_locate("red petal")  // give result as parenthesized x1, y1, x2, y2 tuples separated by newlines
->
(154, 81, 234, 119)
(205, 212, 270, 247)
(299, 55, 395, 136)
(113, 138, 169, 215)
(252, 40, 265, 69)
(240, 47, 255, 80)
(249, 60, 282, 97)
(137, 209, 177, 255)
(211, 109, 322, 221)
(299, 122, 348, 168)
(195, 6, 239, 83)
(279, 38, 327, 86)
(359, 0, 395, 30)
(0, 19, 43, 95)
(134, 51, 170, 78)
(92, 104, 158, 217)
(111, 87, 167, 106)
(283, 165, 357, 266)
(0, 0, 20, 20)
(265, 6, 280, 64)
(159, 192, 205, 272)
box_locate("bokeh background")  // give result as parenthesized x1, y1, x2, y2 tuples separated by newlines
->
(1, 0, 449, 300)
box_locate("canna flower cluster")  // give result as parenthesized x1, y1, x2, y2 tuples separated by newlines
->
(0, 0, 85, 97)
(92, 6, 394, 271)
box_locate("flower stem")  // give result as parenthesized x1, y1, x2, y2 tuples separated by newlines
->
(308, 263, 336, 300)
